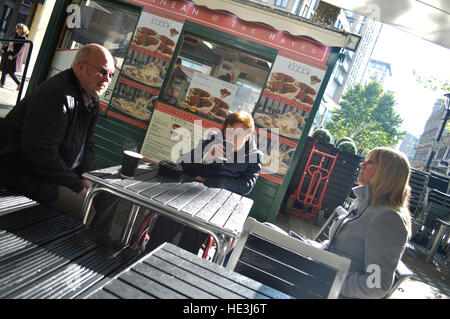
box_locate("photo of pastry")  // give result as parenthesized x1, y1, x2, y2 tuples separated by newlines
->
(261, 147, 292, 176)
(265, 72, 319, 107)
(121, 62, 166, 87)
(131, 12, 182, 61)
(254, 110, 305, 139)
(110, 96, 153, 121)
(183, 87, 231, 121)
(262, 55, 326, 112)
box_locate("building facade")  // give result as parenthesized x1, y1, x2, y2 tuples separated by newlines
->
(411, 98, 450, 174)
(313, 8, 382, 130)
(363, 58, 392, 87)
(0, 0, 41, 38)
(399, 133, 419, 163)
(246, 0, 299, 13)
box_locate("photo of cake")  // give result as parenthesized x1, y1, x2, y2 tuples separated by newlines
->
(254, 110, 305, 139)
(132, 27, 177, 58)
(183, 88, 231, 121)
(121, 62, 166, 87)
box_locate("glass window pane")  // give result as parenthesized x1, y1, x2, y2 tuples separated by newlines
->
(161, 32, 271, 120)
(57, 0, 140, 68)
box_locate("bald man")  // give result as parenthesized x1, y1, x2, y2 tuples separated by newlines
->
(0, 44, 118, 232)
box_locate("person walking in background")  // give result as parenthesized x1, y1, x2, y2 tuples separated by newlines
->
(0, 23, 29, 90)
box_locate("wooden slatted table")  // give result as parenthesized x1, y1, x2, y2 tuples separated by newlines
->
(0, 205, 140, 299)
(84, 242, 293, 299)
(0, 187, 38, 217)
(81, 163, 254, 265)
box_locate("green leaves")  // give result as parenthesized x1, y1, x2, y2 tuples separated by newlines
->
(324, 81, 405, 152)
(413, 70, 450, 93)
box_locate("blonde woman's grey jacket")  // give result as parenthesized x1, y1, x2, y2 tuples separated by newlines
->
(323, 185, 409, 299)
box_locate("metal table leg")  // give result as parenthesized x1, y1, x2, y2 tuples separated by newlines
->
(81, 183, 99, 225)
(121, 204, 141, 245)
(426, 222, 448, 263)
(212, 234, 233, 265)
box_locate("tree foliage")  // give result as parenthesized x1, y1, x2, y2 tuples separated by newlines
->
(325, 82, 405, 152)
(413, 70, 450, 93)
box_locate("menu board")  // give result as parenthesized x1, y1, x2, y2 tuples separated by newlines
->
(257, 128, 297, 185)
(106, 11, 183, 129)
(129, 11, 183, 62)
(182, 72, 238, 123)
(253, 55, 327, 184)
(262, 55, 326, 112)
(141, 102, 222, 164)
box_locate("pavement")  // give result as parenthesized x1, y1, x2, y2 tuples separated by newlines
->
(0, 70, 29, 118)
(273, 212, 450, 299)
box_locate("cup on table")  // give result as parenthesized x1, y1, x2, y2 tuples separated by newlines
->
(120, 150, 143, 178)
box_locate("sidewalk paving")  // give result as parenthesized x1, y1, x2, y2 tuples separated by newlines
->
(273, 212, 450, 299)
(0, 72, 29, 118)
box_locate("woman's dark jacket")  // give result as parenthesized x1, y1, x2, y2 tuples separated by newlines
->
(0, 68, 98, 201)
(177, 132, 263, 195)
(1, 33, 27, 74)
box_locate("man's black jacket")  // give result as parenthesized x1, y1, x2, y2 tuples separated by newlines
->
(0, 69, 98, 201)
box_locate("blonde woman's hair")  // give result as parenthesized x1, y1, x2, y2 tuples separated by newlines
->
(16, 23, 29, 36)
(367, 147, 412, 237)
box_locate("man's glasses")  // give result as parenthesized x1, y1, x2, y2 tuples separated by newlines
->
(83, 61, 115, 79)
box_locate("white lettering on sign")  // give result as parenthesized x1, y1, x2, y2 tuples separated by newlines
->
(66, 4, 81, 29)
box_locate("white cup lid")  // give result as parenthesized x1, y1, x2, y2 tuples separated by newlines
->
(124, 150, 143, 158)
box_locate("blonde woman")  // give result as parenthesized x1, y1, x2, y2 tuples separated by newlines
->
(324, 147, 411, 299)
(1, 23, 29, 90)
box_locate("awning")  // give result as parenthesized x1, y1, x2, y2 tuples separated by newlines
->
(322, 0, 450, 49)
(191, 0, 352, 49)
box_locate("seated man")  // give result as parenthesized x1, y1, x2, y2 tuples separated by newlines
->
(0, 44, 119, 236)
(145, 111, 263, 254)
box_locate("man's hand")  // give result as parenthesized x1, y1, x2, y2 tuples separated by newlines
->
(203, 144, 224, 164)
(78, 179, 91, 197)
(78, 187, 87, 197)
(82, 179, 92, 189)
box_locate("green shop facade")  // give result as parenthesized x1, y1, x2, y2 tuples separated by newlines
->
(28, 0, 353, 223)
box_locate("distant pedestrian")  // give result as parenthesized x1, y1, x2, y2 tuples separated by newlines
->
(0, 23, 29, 90)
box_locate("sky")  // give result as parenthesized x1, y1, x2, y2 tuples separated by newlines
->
(370, 24, 450, 138)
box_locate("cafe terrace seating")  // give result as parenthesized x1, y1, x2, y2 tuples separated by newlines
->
(226, 217, 351, 299)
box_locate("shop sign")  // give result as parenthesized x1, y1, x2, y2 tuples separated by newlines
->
(127, 0, 329, 64)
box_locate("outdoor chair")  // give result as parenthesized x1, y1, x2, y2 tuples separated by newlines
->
(312, 206, 347, 243)
(226, 217, 351, 299)
(408, 168, 430, 217)
(305, 205, 414, 299)
(383, 260, 413, 299)
(411, 188, 450, 246)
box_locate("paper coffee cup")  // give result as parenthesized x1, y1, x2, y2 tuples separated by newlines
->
(121, 150, 143, 178)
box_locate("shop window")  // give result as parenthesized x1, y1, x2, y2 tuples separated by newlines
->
(161, 31, 272, 115)
(56, 0, 140, 70)
(0, 5, 12, 35)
